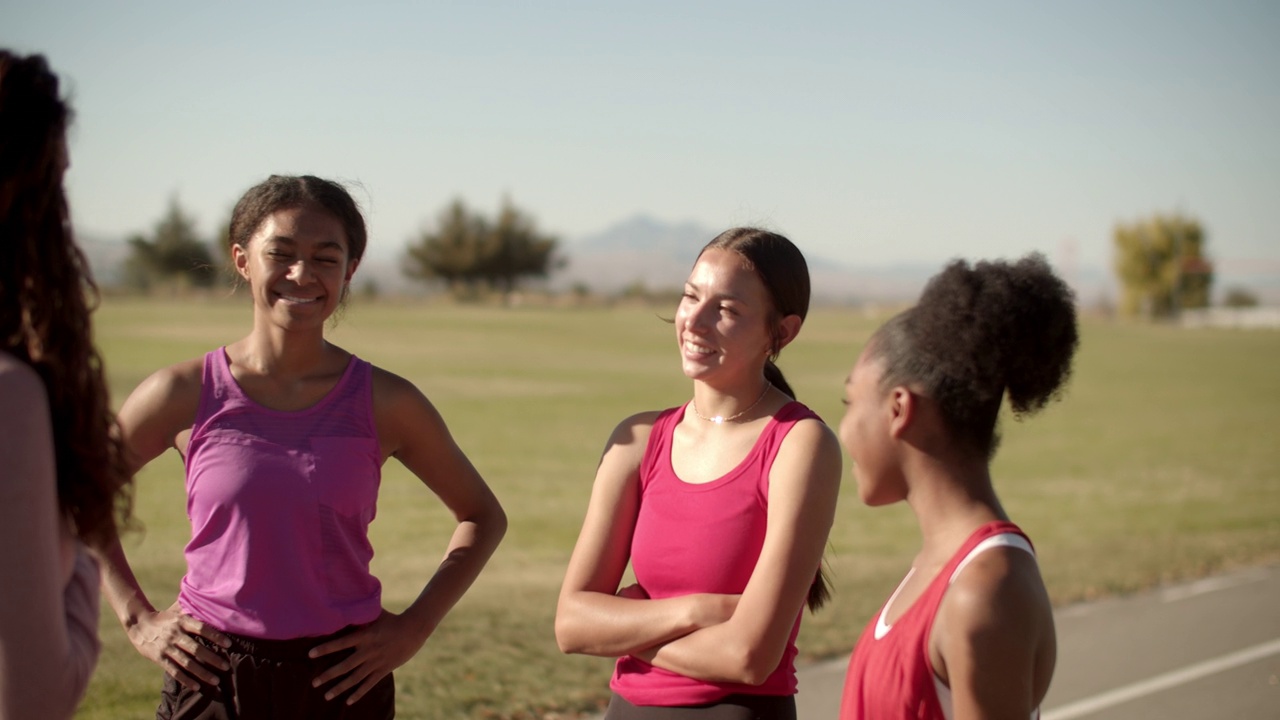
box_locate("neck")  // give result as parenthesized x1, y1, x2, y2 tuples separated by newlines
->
(903, 451, 1006, 561)
(239, 321, 331, 377)
(691, 376, 773, 424)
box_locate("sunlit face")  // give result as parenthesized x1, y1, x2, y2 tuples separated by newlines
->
(233, 205, 357, 332)
(838, 348, 904, 506)
(674, 248, 776, 384)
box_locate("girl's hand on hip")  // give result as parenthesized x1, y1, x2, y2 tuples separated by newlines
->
(310, 610, 421, 705)
(127, 602, 231, 690)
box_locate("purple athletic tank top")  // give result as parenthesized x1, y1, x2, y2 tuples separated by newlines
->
(177, 348, 383, 639)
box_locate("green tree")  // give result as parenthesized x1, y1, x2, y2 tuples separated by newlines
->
(122, 196, 218, 292)
(403, 199, 491, 292)
(403, 197, 560, 296)
(1113, 212, 1213, 318)
(483, 198, 562, 293)
(1223, 286, 1259, 308)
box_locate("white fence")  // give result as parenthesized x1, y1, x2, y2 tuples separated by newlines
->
(1179, 307, 1280, 329)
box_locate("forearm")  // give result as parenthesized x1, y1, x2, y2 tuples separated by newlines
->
(555, 590, 734, 658)
(637, 618, 783, 685)
(397, 508, 507, 644)
(88, 535, 158, 634)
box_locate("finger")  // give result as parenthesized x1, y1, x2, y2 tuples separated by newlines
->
(313, 652, 362, 688)
(168, 646, 224, 687)
(175, 633, 231, 672)
(181, 615, 232, 649)
(309, 632, 361, 659)
(325, 665, 374, 702)
(161, 655, 214, 691)
(345, 671, 386, 705)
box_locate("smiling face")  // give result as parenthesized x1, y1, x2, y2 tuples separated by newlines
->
(674, 247, 777, 384)
(233, 204, 357, 332)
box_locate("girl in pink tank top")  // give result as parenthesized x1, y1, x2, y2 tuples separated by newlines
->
(556, 229, 843, 719)
(93, 176, 507, 720)
(835, 255, 1079, 719)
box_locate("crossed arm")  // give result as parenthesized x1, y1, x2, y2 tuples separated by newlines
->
(555, 414, 842, 685)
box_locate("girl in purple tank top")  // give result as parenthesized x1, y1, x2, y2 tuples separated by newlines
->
(93, 176, 507, 720)
(555, 229, 843, 719)
(835, 255, 1077, 719)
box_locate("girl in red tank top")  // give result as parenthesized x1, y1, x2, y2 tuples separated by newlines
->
(835, 255, 1079, 719)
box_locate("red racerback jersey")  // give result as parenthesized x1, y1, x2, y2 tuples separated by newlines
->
(839, 521, 1035, 719)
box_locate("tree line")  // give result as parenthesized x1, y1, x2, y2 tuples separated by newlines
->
(119, 198, 1256, 314)
(118, 196, 561, 297)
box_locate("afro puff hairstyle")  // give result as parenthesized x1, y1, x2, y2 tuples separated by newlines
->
(867, 253, 1079, 459)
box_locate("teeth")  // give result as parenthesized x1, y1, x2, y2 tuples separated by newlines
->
(280, 294, 318, 304)
(686, 341, 715, 354)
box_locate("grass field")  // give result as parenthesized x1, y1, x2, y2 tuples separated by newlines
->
(78, 298, 1280, 719)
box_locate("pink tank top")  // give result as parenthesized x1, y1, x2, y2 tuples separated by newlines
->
(611, 401, 821, 706)
(839, 521, 1036, 719)
(177, 348, 383, 639)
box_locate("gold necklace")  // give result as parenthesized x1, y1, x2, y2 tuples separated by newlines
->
(692, 382, 773, 425)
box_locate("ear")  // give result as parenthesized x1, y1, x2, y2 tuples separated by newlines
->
(772, 314, 804, 354)
(231, 243, 251, 281)
(344, 256, 361, 284)
(887, 386, 915, 440)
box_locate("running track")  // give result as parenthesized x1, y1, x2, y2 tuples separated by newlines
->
(795, 562, 1280, 718)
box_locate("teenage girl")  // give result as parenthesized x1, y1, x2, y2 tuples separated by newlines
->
(94, 175, 507, 719)
(837, 254, 1077, 719)
(557, 228, 843, 720)
(0, 49, 132, 719)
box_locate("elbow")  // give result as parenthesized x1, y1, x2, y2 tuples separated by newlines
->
(722, 642, 783, 686)
(490, 504, 509, 543)
(552, 598, 586, 655)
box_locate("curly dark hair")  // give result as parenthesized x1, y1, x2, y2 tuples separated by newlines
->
(698, 227, 831, 612)
(868, 253, 1079, 459)
(228, 175, 368, 263)
(0, 50, 131, 545)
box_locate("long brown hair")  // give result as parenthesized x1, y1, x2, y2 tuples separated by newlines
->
(697, 227, 830, 612)
(0, 50, 131, 545)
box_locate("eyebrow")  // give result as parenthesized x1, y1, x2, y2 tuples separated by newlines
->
(684, 281, 744, 302)
(265, 236, 346, 252)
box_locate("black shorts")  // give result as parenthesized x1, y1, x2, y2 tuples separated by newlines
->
(155, 627, 395, 720)
(603, 692, 796, 720)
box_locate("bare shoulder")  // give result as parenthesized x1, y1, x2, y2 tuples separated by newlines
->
(939, 545, 1050, 639)
(369, 365, 426, 406)
(606, 410, 663, 448)
(123, 357, 204, 414)
(772, 415, 842, 481)
(117, 357, 205, 464)
(591, 409, 664, 487)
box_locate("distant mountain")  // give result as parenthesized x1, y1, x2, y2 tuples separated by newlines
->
(77, 232, 131, 287)
(74, 216, 1135, 306)
(554, 214, 938, 304)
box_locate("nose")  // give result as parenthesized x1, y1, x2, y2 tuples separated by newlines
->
(688, 299, 720, 331)
(286, 259, 315, 284)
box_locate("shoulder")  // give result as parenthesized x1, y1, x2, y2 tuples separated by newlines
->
(0, 352, 46, 406)
(593, 409, 667, 481)
(369, 364, 422, 403)
(128, 357, 205, 407)
(0, 354, 52, 437)
(771, 413, 842, 477)
(938, 544, 1049, 644)
(607, 409, 665, 447)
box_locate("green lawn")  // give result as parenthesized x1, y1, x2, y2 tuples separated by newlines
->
(78, 298, 1280, 719)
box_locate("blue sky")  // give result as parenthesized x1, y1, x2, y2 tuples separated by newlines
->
(5, 1, 1278, 284)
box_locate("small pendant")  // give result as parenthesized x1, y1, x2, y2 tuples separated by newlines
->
(711, 416, 724, 424)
